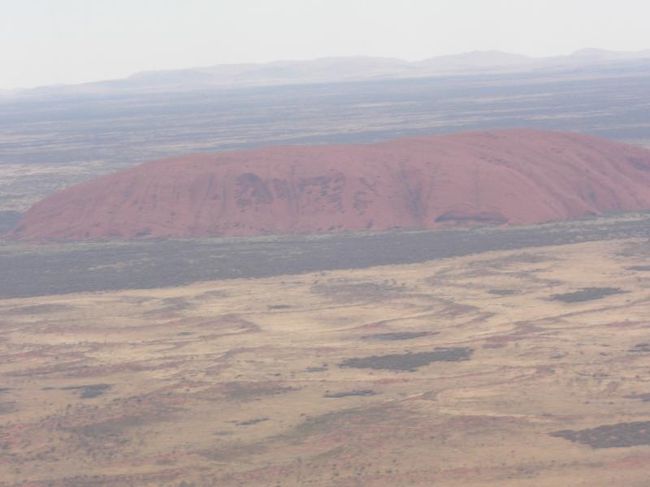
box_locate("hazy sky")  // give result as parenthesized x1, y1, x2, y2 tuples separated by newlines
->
(3, 0, 650, 89)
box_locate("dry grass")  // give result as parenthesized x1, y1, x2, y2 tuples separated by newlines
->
(1, 239, 650, 486)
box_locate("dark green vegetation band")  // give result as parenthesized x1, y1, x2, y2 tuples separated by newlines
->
(1, 212, 650, 298)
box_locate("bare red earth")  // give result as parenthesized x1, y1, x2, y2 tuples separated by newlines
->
(13, 129, 650, 240)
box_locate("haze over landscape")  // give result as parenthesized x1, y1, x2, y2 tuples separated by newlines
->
(4, 0, 650, 89)
(5, 47, 650, 97)
(4, 1, 650, 486)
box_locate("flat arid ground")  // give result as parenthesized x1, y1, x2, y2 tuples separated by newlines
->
(2, 238, 650, 486)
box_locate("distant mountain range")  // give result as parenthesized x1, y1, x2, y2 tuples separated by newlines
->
(6, 48, 650, 98)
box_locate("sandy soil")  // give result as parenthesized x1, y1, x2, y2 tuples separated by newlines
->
(1, 239, 650, 485)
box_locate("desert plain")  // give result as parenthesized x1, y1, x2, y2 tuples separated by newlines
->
(1, 237, 650, 486)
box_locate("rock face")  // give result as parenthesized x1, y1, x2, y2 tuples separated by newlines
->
(13, 129, 650, 240)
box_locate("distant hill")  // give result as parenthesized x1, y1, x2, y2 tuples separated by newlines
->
(12, 49, 650, 97)
(12, 129, 650, 241)
(416, 50, 535, 70)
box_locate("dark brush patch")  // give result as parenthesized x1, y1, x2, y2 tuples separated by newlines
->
(221, 382, 298, 402)
(339, 347, 473, 371)
(305, 366, 328, 373)
(62, 384, 112, 399)
(551, 421, 650, 448)
(487, 289, 518, 296)
(362, 331, 433, 341)
(550, 287, 625, 303)
(236, 417, 269, 426)
(324, 390, 377, 398)
(626, 265, 650, 272)
(629, 343, 650, 353)
(626, 393, 650, 402)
